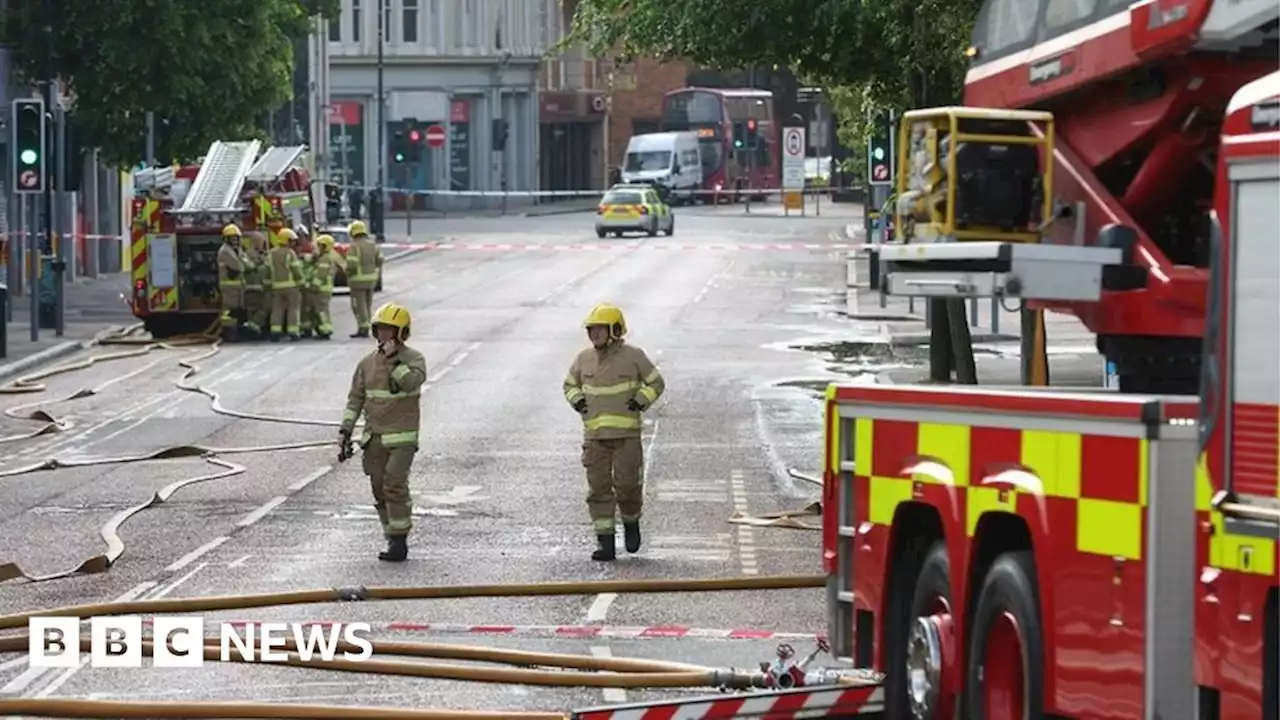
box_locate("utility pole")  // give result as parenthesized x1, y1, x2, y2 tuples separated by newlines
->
(40, 0, 63, 335)
(373, 0, 386, 238)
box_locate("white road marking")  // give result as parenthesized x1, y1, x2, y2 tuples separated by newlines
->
(164, 536, 230, 572)
(586, 593, 617, 623)
(287, 465, 332, 491)
(730, 469, 759, 575)
(425, 342, 481, 385)
(589, 647, 629, 704)
(227, 555, 252, 568)
(236, 496, 289, 528)
(2, 581, 158, 695)
(151, 562, 209, 601)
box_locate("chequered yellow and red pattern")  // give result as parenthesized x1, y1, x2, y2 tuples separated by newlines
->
(129, 198, 160, 311)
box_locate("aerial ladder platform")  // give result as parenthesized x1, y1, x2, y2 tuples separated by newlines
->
(247, 145, 308, 184)
(179, 140, 262, 213)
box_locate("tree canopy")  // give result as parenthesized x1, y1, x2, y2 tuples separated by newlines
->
(3, 0, 338, 167)
(570, 0, 983, 173)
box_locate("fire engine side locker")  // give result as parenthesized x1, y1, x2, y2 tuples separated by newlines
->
(825, 386, 1199, 719)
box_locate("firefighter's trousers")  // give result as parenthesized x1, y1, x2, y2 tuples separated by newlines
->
(269, 287, 302, 336)
(219, 284, 244, 333)
(362, 434, 415, 537)
(350, 285, 375, 332)
(243, 289, 267, 335)
(582, 436, 644, 534)
(305, 289, 333, 337)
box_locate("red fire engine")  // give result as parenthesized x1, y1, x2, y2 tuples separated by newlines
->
(962, 0, 1279, 395)
(129, 141, 316, 338)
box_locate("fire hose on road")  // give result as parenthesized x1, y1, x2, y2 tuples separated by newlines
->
(0, 326, 864, 718)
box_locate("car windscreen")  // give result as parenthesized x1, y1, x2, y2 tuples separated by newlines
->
(602, 191, 644, 205)
(625, 151, 671, 172)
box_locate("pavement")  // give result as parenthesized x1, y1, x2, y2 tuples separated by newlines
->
(0, 203, 1103, 715)
(0, 275, 137, 382)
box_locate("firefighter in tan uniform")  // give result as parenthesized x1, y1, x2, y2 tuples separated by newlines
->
(338, 303, 428, 562)
(346, 220, 383, 338)
(266, 227, 303, 341)
(240, 232, 266, 339)
(305, 234, 340, 339)
(563, 304, 665, 561)
(216, 224, 247, 341)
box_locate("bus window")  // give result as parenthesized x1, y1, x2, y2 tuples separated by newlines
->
(1042, 0, 1097, 36)
(973, 0, 1040, 58)
(664, 91, 724, 125)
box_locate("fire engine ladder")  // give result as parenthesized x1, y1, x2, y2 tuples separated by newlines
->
(179, 140, 262, 212)
(246, 145, 307, 185)
(133, 167, 175, 195)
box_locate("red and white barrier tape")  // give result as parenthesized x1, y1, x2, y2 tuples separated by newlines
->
(571, 684, 884, 719)
(409, 242, 853, 252)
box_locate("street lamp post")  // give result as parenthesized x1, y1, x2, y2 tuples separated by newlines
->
(373, 0, 386, 238)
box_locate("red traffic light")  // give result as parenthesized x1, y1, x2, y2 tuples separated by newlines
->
(409, 129, 422, 142)
(746, 119, 757, 130)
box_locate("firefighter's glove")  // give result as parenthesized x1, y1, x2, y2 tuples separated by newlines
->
(627, 398, 644, 412)
(337, 428, 354, 463)
(572, 398, 588, 415)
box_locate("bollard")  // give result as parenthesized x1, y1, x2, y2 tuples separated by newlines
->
(0, 282, 7, 359)
(868, 250, 880, 290)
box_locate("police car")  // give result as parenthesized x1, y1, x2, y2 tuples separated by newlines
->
(594, 185, 674, 238)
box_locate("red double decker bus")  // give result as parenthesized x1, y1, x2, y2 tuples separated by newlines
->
(660, 87, 779, 202)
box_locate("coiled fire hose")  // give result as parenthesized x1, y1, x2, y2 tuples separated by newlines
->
(0, 324, 846, 718)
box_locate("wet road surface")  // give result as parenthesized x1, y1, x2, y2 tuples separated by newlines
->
(0, 207, 895, 716)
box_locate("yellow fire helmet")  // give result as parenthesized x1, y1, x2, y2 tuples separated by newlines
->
(272, 227, 297, 247)
(372, 302, 411, 341)
(316, 234, 335, 251)
(582, 303, 626, 339)
(348, 220, 368, 238)
(221, 224, 242, 238)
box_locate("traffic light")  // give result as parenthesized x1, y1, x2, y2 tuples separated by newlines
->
(745, 119, 758, 149)
(732, 121, 745, 149)
(407, 123, 424, 163)
(867, 109, 894, 185)
(391, 124, 407, 163)
(491, 118, 509, 151)
(12, 98, 46, 194)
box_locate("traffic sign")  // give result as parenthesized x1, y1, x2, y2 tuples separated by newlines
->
(425, 124, 446, 148)
(782, 126, 806, 191)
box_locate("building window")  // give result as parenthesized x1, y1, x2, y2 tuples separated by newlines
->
(352, 0, 361, 43)
(403, 0, 418, 42)
(384, 0, 392, 43)
(328, 11, 341, 41)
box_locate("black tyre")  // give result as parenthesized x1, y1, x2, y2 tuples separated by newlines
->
(885, 540, 951, 719)
(965, 550, 1046, 720)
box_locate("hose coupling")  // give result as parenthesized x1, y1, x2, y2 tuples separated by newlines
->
(333, 586, 369, 601)
(710, 669, 769, 690)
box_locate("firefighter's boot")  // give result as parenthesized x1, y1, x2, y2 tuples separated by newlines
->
(591, 533, 616, 562)
(350, 329, 369, 339)
(220, 326, 238, 343)
(623, 521, 642, 554)
(378, 535, 408, 562)
(288, 332, 300, 342)
(270, 332, 281, 343)
(301, 328, 313, 339)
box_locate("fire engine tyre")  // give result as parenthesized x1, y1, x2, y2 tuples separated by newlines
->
(884, 539, 952, 720)
(965, 550, 1046, 720)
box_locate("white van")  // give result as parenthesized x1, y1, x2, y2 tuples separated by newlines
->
(620, 132, 703, 204)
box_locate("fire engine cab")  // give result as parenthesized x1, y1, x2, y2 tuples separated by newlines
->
(129, 140, 316, 339)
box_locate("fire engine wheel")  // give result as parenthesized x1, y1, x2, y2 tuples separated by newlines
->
(885, 539, 953, 720)
(965, 550, 1046, 720)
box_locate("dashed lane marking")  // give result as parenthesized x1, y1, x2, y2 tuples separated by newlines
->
(589, 647, 629, 704)
(731, 469, 759, 576)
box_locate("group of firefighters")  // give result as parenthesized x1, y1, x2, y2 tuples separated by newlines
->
(215, 219, 384, 342)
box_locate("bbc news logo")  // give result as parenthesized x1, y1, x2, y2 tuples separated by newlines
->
(28, 617, 374, 668)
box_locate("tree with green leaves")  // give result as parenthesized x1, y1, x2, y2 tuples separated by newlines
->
(3, 0, 338, 167)
(570, 0, 982, 175)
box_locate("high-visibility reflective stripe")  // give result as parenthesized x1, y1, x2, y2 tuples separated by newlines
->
(380, 431, 417, 446)
(390, 364, 413, 382)
(584, 414, 640, 431)
(387, 518, 412, 531)
(644, 369, 661, 384)
(638, 386, 659, 404)
(583, 380, 640, 396)
(367, 388, 420, 399)
(565, 385, 585, 404)
(272, 280, 297, 288)
(592, 518, 616, 532)
(1077, 498, 1141, 560)
(342, 409, 358, 423)
(219, 280, 243, 286)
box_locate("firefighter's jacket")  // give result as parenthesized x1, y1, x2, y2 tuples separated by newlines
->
(243, 249, 265, 291)
(217, 243, 244, 288)
(563, 340, 665, 439)
(347, 237, 383, 289)
(341, 345, 428, 447)
(310, 250, 341, 293)
(265, 247, 302, 289)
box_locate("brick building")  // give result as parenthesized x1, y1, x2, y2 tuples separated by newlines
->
(603, 58, 691, 171)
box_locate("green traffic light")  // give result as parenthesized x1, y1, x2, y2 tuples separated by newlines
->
(734, 140, 743, 148)
(19, 149, 38, 165)
(394, 152, 405, 162)
(872, 147, 885, 161)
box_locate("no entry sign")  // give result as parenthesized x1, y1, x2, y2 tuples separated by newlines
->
(425, 124, 446, 148)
